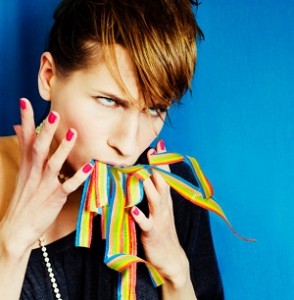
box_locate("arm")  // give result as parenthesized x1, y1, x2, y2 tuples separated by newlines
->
(171, 163, 224, 300)
(132, 143, 223, 299)
(131, 143, 198, 299)
(0, 98, 92, 299)
(160, 254, 197, 300)
(0, 245, 31, 299)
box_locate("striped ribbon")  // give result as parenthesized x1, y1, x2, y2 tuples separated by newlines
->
(75, 151, 254, 300)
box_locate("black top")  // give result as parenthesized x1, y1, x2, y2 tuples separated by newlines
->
(21, 155, 224, 300)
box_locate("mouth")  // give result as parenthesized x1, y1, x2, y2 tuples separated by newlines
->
(95, 160, 133, 168)
(93, 148, 151, 168)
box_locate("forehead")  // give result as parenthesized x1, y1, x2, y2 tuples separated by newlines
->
(60, 43, 170, 108)
(90, 44, 142, 104)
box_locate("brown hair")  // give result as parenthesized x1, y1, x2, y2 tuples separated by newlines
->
(48, 0, 204, 110)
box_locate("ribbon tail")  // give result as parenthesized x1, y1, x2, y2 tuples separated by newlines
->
(151, 166, 255, 242)
(106, 254, 164, 287)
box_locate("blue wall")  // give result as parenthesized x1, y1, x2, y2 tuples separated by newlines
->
(0, 0, 59, 134)
(163, 1, 294, 299)
(1, 1, 293, 299)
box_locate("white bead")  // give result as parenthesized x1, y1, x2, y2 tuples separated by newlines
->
(39, 235, 62, 300)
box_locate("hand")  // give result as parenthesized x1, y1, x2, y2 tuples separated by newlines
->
(0, 98, 92, 258)
(131, 141, 190, 287)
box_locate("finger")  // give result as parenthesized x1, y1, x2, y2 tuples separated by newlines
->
(13, 125, 22, 146)
(15, 99, 36, 192)
(152, 141, 174, 213)
(130, 206, 152, 232)
(156, 139, 166, 153)
(144, 173, 175, 225)
(147, 147, 169, 195)
(30, 111, 60, 179)
(155, 139, 170, 172)
(13, 124, 25, 167)
(42, 128, 77, 181)
(19, 98, 36, 164)
(143, 177, 162, 214)
(54, 162, 93, 199)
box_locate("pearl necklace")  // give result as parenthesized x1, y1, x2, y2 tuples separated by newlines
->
(38, 172, 69, 299)
(39, 235, 63, 300)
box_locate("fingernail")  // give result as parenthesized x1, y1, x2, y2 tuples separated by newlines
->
(66, 129, 75, 141)
(158, 140, 166, 151)
(20, 98, 26, 110)
(132, 207, 140, 216)
(48, 112, 57, 124)
(149, 148, 156, 155)
(82, 163, 93, 173)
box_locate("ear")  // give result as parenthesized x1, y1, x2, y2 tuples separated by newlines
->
(38, 52, 57, 101)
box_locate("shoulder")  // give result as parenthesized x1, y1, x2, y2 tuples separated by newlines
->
(0, 135, 20, 220)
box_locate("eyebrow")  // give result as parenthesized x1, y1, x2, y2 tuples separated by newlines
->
(92, 89, 132, 105)
(92, 89, 172, 110)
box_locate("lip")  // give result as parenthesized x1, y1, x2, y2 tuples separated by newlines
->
(97, 160, 132, 167)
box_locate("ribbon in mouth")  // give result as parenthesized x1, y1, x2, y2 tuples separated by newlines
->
(75, 149, 254, 299)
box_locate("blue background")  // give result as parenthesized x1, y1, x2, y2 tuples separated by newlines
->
(1, 1, 293, 299)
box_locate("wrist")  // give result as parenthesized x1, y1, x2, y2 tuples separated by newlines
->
(0, 232, 31, 300)
(163, 251, 190, 290)
(0, 223, 32, 261)
(161, 254, 197, 300)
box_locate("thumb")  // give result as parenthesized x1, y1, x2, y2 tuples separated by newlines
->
(131, 206, 152, 233)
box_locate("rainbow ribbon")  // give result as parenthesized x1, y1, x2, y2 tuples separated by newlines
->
(75, 151, 254, 300)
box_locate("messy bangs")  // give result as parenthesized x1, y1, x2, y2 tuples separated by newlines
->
(48, 0, 203, 110)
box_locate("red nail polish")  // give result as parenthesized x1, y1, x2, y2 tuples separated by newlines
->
(66, 129, 74, 141)
(133, 207, 140, 216)
(149, 149, 156, 155)
(20, 98, 26, 110)
(159, 140, 166, 151)
(82, 163, 93, 173)
(48, 112, 57, 124)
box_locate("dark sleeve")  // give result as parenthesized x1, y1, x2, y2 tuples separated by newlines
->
(170, 162, 224, 300)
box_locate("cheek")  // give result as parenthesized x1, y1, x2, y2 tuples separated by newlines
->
(139, 118, 165, 145)
(70, 115, 112, 151)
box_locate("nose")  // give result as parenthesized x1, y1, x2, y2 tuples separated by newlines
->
(108, 112, 140, 157)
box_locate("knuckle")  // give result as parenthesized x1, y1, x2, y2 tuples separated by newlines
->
(28, 169, 40, 182)
(46, 159, 59, 174)
(42, 121, 52, 134)
(53, 195, 67, 207)
(144, 222, 154, 235)
(149, 192, 161, 203)
(32, 141, 46, 158)
(20, 127, 26, 139)
(61, 178, 79, 194)
(59, 139, 73, 153)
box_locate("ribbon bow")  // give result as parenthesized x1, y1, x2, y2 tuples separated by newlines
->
(75, 150, 253, 300)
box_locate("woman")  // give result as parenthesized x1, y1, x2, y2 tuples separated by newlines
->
(0, 0, 223, 299)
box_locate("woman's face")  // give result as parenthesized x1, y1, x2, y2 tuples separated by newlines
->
(48, 45, 166, 170)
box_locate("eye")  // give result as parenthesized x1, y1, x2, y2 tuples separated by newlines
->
(95, 97, 118, 108)
(147, 107, 168, 118)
